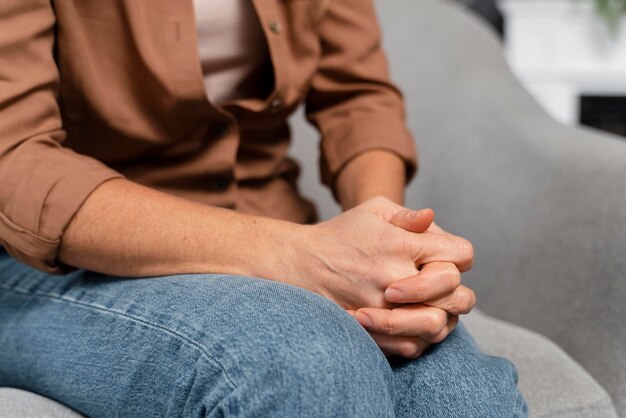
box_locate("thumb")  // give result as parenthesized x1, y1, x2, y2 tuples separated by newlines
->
(390, 208, 435, 233)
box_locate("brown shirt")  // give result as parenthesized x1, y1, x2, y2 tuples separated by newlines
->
(0, 0, 417, 274)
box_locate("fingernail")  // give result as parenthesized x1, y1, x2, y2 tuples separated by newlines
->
(385, 287, 405, 302)
(353, 311, 372, 328)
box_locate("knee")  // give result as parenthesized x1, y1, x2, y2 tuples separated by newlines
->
(118, 275, 396, 415)
(437, 324, 528, 417)
(393, 323, 528, 417)
(461, 354, 528, 417)
(218, 285, 395, 416)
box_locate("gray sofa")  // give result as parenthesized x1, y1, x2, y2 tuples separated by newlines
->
(1, 0, 623, 416)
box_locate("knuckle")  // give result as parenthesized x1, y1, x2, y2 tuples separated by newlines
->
(429, 315, 458, 343)
(423, 310, 447, 337)
(429, 329, 449, 344)
(382, 317, 398, 336)
(465, 288, 477, 311)
(398, 341, 421, 358)
(444, 264, 462, 287)
(458, 238, 474, 261)
(406, 350, 425, 359)
(365, 295, 386, 310)
(453, 289, 472, 313)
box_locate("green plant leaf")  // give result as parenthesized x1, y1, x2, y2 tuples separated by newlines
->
(593, 0, 626, 37)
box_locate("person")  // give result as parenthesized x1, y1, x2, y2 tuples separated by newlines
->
(0, 0, 528, 416)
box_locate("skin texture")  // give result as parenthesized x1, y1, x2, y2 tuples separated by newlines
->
(335, 149, 407, 209)
(59, 150, 476, 358)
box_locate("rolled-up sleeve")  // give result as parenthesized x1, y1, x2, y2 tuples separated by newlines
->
(305, 0, 417, 193)
(0, 0, 123, 273)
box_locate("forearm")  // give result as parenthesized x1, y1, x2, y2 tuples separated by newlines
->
(59, 179, 305, 280)
(335, 150, 406, 210)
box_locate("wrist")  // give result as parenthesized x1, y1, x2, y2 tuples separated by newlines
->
(336, 150, 406, 209)
(235, 217, 323, 293)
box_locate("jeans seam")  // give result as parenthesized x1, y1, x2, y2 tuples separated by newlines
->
(0, 284, 238, 390)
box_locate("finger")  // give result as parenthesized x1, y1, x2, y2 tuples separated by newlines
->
(423, 285, 476, 315)
(370, 315, 459, 358)
(385, 261, 461, 303)
(429, 314, 459, 343)
(353, 305, 449, 340)
(368, 333, 431, 359)
(389, 208, 435, 234)
(408, 232, 475, 272)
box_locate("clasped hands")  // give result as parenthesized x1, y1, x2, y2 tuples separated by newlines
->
(310, 197, 476, 359)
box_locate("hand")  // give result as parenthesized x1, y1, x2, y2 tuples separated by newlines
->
(349, 264, 475, 358)
(354, 205, 476, 314)
(349, 306, 459, 359)
(348, 209, 476, 358)
(384, 216, 476, 314)
(384, 262, 476, 315)
(296, 197, 474, 310)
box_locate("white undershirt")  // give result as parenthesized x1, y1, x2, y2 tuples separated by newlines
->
(192, 0, 272, 104)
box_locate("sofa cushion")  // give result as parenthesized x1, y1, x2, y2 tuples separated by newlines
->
(465, 309, 618, 417)
(0, 388, 84, 418)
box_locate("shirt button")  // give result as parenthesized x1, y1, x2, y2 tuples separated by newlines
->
(269, 98, 282, 113)
(268, 21, 282, 34)
(208, 177, 231, 191)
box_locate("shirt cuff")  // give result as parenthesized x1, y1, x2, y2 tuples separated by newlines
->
(319, 111, 418, 194)
(0, 150, 123, 274)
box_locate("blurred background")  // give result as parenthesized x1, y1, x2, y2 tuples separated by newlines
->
(455, 0, 626, 138)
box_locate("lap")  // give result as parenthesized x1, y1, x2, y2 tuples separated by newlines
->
(0, 253, 394, 416)
(0, 251, 526, 417)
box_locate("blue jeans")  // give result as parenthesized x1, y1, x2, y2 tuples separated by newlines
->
(0, 250, 527, 417)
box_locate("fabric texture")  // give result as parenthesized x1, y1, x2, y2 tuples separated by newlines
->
(0, 0, 416, 273)
(1, 308, 616, 418)
(464, 310, 618, 417)
(0, 250, 527, 418)
(0, 388, 84, 418)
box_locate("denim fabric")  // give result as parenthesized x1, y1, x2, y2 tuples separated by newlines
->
(0, 249, 527, 417)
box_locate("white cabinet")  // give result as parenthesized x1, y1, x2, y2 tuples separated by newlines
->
(499, 0, 626, 125)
